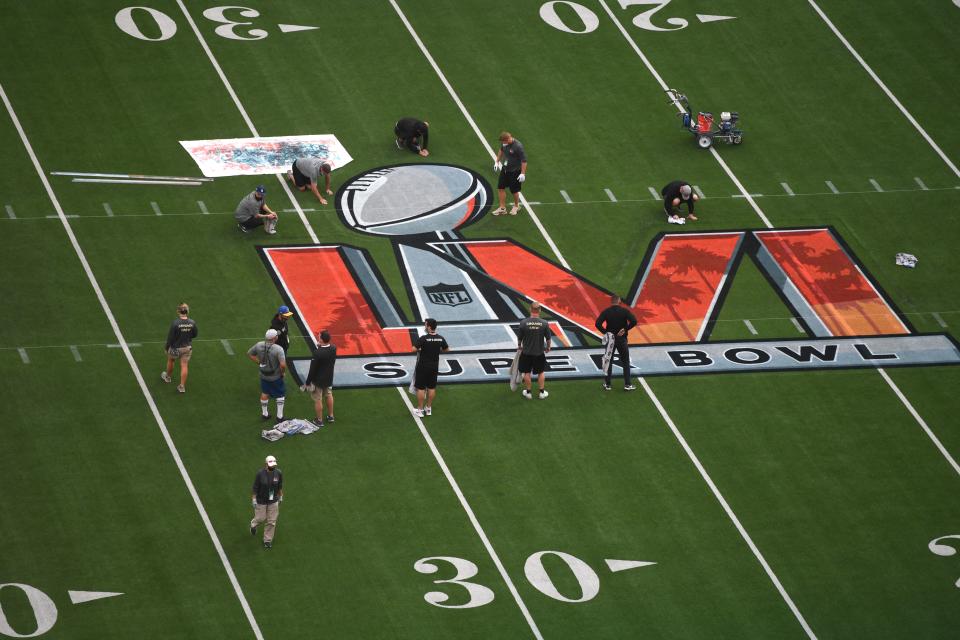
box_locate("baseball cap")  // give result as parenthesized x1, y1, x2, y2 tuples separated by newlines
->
(265, 328, 279, 340)
(265, 455, 277, 467)
(679, 184, 692, 198)
(278, 305, 293, 317)
(255, 185, 266, 195)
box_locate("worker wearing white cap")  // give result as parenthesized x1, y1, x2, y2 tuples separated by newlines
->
(247, 329, 287, 423)
(661, 180, 700, 224)
(251, 454, 283, 549)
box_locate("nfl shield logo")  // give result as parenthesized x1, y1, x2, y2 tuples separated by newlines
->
(425, 282, 472, 307)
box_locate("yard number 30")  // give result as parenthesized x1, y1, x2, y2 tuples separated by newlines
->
(115, 6, 267, 41)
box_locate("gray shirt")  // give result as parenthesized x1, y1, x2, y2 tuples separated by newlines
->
(501, 140, 527, 172)
(247, 341, 286, 381)
(295, 157, 325, 182)
(234, 192, 265, 222)
(518, 316, 549, 356)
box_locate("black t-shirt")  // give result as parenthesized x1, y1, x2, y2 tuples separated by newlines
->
(252, 468, 283, 504)
(396, 117, 429, 148)
(595, 305, 638, 337)
(270, 315, 290, 351)
(306, 344, 337, 388)
(415, 333, 448, 369)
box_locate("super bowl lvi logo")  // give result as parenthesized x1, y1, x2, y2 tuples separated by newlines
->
(255, 163, 960, 389)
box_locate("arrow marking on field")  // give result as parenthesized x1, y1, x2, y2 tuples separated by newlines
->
(68, 590, 124, 605)
(605, 559, 657, 573)
(697, 14, 736, 24)
(278, 24, 319, 33)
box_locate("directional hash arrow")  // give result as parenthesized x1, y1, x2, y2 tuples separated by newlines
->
(696, 14, 737, 24)
(68, 590, 124, 605)
(605, 559, 657, 573)
(278, 24, 319, 34)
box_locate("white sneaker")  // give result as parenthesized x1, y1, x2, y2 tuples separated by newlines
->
(667, 215, 685, 225)
(161, 371, 172, 383)
(177, 384, 185, 393)
(425, 407, 432, 416)
(522, 389, 532, 400)
(492, 207, 506, 216)
(509, 205, 519, 216)
(538, 390, 549, 399)
(265, 219, 277, 235)
(414, 408, 424, 418)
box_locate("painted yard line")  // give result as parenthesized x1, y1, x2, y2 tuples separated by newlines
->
(790, 318, 806, 334)
(395, 388, 544, 640)
(878, 369, 960, 477)
(107, 343, 142, 348)
(282, 207, 316, 213)
(637, 378, 817, 638)
(197, 200, 209, 214)
(647, 186, 660, 200)
(389, 0, 570, 271)
(914, 177, 929, 191)
(732, 193, 763, 198)
(175, 0, 318, 246)
(560, 190, 573, 204)
(525, 201, 542, 205)
(4, 204, 15, 219)
(102, 202, 114, 217)
(743, 319, 758, 335)
(693, 185, 705, 199)
(869, 179, 884, 193)
(53, 171, 212, 182)
(72, 178, 203, 186)
(17, 347, 29, 364)
(932, 312, 948, 328)
(0, 81, 265, 640)
(599, 2, 814, 635)
(807, 0, 960, 179)
(46, 214, 78, 218)
(150, 202, 163, 216)
(70, 345, 82, 362)
(604, 188, 618, 202)
(220, 339, 235, 355)
(825, 180, 840, 194)
(780, 182, 795, 196)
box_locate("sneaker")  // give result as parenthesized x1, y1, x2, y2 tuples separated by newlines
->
(312, 418, 325, 428)
(539, 390, 549, 400)
(325, 415, 335, 424)
(264, 541, 272, 549)
(414, 408, 424, 418)
(509, 205, 519, 216)
(250, 525, 256, 536)
(492, 207, 506, 216)
(261, 413, 271, 421)
(425, 407, 432, 416)
(177, 384, 185, 393)
(161, 371, 172, 383)
(624, 384, 637, 391)
(266, 225, 277, 235)
(522, 390, 532, 400)
(237, 223, 249, 233)
(667, 215, 686, 225)
(602, 383, 611, 391)
(275, 416, 286, 425)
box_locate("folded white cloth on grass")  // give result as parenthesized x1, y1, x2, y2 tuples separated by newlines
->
(895, 252, 917, 268)
(261, 428, 284, 442)
(261, 419, 319, 441)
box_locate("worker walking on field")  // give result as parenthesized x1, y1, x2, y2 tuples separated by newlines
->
(251, 455, 283, 550)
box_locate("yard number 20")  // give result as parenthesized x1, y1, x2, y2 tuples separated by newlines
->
(540, 0, 687, 34)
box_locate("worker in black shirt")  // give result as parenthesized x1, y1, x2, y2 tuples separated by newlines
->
(250, 455, 283, 550)
(595, 294, 638, 391)
(412, 318, 449, 417)
(661, 179, 699, 224)
(301, 329, 337, 428)
(394, 117, 430, 157)
(161, 302, 198, 393)
(270, 305, 294, 353)
(517, 302, 551, 399)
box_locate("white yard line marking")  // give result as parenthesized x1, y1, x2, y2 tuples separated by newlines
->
(790, 318, 806, 333)
(73, 178, 202, 186)
(17, 347, 29, 364)
(932, 312, 948, 328)
(878, 369, 960, 477)
(174, 0, 318, 245)
(693, 185, 705, 199)
(560, 190, 573, 203)
(648, 186, 660, 200)
(914, 177, 929, 191)
(604, 188, 618, 202)
(869, 178, 884, 193)
(395, 388, 544, 640)
(780, 182, 795, 196)
(46, 214, 78, 218)
(637, 378, 817, 638)
(197, 200, 209, 214)
(732, 193, 764, 198)
(102, 202, 114, 217)
(525, 201, 542, 205)
(52, 171, 212, 182)
(0, 81, 265, 640)
(220, 339, 235, 355)
(807, 0, 960, 179)
(107, 343, 142, 348)
(825, 180, 840, 194)
(743, 319, 758, 335)
(4, 204, 15, 219)
(70, 345, 82, 362)
(150, 201, 163, 216)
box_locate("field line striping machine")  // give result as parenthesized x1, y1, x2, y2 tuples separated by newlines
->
(665, 89, 743, 149)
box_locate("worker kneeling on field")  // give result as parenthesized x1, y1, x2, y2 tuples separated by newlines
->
(661, 180, 699, 225)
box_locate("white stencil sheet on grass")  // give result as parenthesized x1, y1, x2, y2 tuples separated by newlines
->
(180, 134, 353, 177)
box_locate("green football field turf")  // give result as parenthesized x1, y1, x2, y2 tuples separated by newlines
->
(1, 1, 959, 638)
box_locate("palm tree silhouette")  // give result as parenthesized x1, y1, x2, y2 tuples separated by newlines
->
(634, 270, 704, 342)
(659, 243, 732, 292)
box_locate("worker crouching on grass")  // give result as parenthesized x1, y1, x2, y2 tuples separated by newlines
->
(661, 180, 699, 224)
(235, 184, 279, 234)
